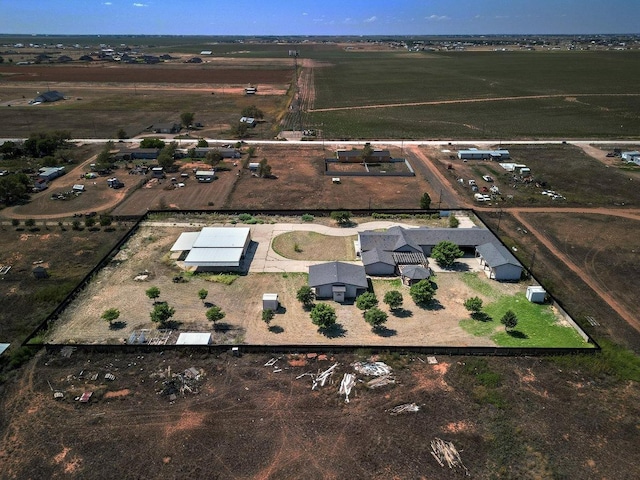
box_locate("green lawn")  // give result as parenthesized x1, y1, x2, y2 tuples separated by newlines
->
(460, 293, 592, 348)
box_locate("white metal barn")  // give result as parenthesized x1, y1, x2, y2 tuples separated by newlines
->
(170, 227, 251, 271)
(475, 243, 523, 281)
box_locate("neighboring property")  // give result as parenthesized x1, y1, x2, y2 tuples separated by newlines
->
(357, 226, 521, 280)
(153, 123, 181, 134)
(621, 151, 640, 165)
(245, 86, 257, 95)
(151, 167, 165, 178)
(458, 149, 510, 160)
(308, 261, 368, 302)
(170, 227, 252, 271)
(240, 117, 257, 127)
(30, 90, 65, 104)
(191, 147, 241, 159)
(475, 242, 523, 281)
(113, 148, 161, 161)
(336, 149, 391, 163)
(38, 166, 65, 181)
(195, 170, 216, 182)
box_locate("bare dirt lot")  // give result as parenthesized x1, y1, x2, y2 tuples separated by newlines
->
(225, 145, 434, 210)
(1, 349, 638, 479)
(47, 223, 571, 348)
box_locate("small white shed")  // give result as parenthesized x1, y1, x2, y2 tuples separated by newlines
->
(262, 293, 279, 311)
(526, 286, 546, 303)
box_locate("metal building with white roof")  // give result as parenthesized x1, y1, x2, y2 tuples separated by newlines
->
(170, 227, 251, 271)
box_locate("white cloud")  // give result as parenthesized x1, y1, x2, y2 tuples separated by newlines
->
(364, 16, 377, 23)
(302, 12, 308, 16)
(426, 15, 450, 21)
(133, 2, 148, 7)
(103, 2, 112, 5)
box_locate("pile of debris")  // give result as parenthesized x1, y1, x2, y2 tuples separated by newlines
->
(353, 361, 395, 389)
(430, 437, 469, 476)
(388, 403, 420, 415)
(156, 366, 205, 401)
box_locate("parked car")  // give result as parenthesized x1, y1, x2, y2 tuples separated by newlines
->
(482, 175, 494, 182)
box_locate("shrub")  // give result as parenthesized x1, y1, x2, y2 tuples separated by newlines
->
(301, 213, 314, 222)
(356, 291, 378, 311)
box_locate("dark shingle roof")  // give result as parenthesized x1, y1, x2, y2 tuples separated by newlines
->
(476, 242, 521, 268)
(400, 265, 432, 280)
(359, 227, 496, 254)
(362, 248, 395, 266)
(308, 262, 368, 288)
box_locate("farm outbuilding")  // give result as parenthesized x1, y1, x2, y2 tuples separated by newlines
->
(336, 149, 392, 162)
(262, 293, 279, 311)
(32, 266, 49, 279)
(476, 243, 523, 281)
(176, 332, 211, 345)
(38, 166, 65, 181)
(399, 265, 432, 286)
(458, 149, 510, 160)
(526, 286, 547, 303)
(240, 117, 257, 127)
(192, 147, 241, 159)
(361, 249, 396, 276)
(153, 123, 181, 134)
(170, 227, 252, 271)
(308, 262, 368, 302)
(31, 90, 65, 104)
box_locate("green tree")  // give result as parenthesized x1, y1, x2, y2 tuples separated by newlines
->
(99, 215, 113, 227)
(196, 138, 209, 147)
(464, 296, 483, 314)
(310, 303, 337, 330)
(24, 131, 71, 158)
(101, 308, 120, 325)
(145, 286, 161, 303)
(150, 303, 175, 328)
(247, 146, 256, 158)
(356, 291, 378, 311)
(262, 308, 275, 325)
(296, 285, 315, 308)
(448, 215, 460, 228)
(0, 174, 31, 205)
(71, 220, 81, 230)
(180, 111, 195, 128)
(24, 218, 36, 228)
(420, 192, 431, 209)
(95, 141, 114, 170)
(361, 143, 374, 162)
(431, 240, 463, 268)
(233, 122, 249, 139)
(11, 219, 20, 227)
(140, 138, 165, 149)
(257, 158, 272, 178)
(85, 217, 96, 228)
(330, 210, 351, 226)
(198, 288, 208, 304)
(364, 307, 388, 329)
(410, 279, 436, 305)
(241, 105, 264, 119)
(0, 55, 3, 64)
(501, 310, 518, 331)
(206, 305, 225, 325)
(205, 149, 223, 166)
(116, 128, 128, 139)
(383, 290, 403, 310)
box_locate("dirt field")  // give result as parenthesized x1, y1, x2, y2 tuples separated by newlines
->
(225, 145, 434, 210)
(1, 349, 638, 479)
(46, 223, 575, 348)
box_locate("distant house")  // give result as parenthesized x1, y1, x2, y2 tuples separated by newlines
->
(153, 123, 181, 134)
(31, 90, 65, 104)
(240, 117, 257, 127)
(38, 166, 65, 181)
(192, 147, 241, 159)
(57, 55, 73, 63)
(32, 266, 49, 279)
(113, 148, 160, 161)
(244, 86, 257, 95)
(475, 243, 523, 281)
(195, 170, 216, 182)
(308, 261, 368, 302)
(621, 151, 640, 165)
(79, 55, 94, 62)
(186, 57, 203, 64)
(200, 50, 213, 55)
(458, 149, 510, 160)
(336, 149, 391, 163)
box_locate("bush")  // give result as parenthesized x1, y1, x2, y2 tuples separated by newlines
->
(262, 309, 275, 325)
(310, 303, 337, 330)
(364, 307, 388, 329)
(301, 213, 314, 222)
(356, 291, 378, 311)
(448, 215, 460, 228)
(410, 279, 436, 305)
(383, 290, 403, 310)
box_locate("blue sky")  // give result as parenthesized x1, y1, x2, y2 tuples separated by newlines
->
(1, 0, 639, 35)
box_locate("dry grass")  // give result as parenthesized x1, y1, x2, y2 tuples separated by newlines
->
(271, 231, 356, 260)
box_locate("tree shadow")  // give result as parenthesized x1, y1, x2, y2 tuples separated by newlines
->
(416, 299, 444, 311)
(319, 323, 347, 338)
(471, 312, 493, 322)
(391, 308, 413, 318)
(276, 305, 287, 314)
(160, 320, 182, 330)
(268, 325, 284, 334)
(109, 320, 127, 330)
(203, 301, 214, 308)
(373, 326, 397, 337)
(213, 322, 233, 332)
(507, 330, 528, 339)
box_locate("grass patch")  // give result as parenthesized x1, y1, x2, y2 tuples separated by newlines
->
(460, 292, 591, 348)
(460, 272, 499, 298)
(271, 231, 356, 261)
(202, 274, 239, 286)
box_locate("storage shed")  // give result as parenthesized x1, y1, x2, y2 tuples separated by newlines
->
(176, 332, 212, 345)
(526, 286, 547, 303)
(262, 293, 279, 311)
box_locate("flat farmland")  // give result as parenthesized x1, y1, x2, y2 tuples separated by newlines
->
(523, 212, 640, 325)
(225, 145, 433, 210)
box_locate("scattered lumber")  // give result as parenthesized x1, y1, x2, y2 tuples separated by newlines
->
(366, 374, 395, 389)
(352, 361, 392, 376)
(430, 437, 469, 476)
(389, 403, 420, 415)
(312, 362, 339, 390)
(339, 373, 356, 403)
